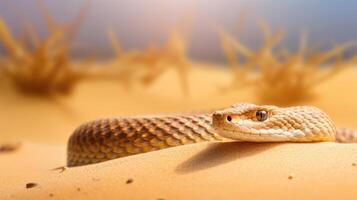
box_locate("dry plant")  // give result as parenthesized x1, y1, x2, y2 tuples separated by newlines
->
(0, 0, 96, 96)
(108, 29, 191, 95)
(220, 22, 357, 105)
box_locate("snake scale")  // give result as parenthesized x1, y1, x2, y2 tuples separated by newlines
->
(67, 103, 357, 167)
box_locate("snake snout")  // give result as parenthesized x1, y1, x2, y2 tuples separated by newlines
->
(212, 111, 240, 139)
(212, 112, 227, 128)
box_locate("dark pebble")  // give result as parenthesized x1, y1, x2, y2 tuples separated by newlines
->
(126, 178, 133, 184)
(26, 183, 38, 189)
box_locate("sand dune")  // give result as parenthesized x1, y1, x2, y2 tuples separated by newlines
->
(2, 142, 357, 200)
(1, 65, 357, 199)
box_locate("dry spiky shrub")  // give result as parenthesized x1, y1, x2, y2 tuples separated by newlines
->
(0, 0, 92, 96)
(108, 29, 191, 95)
(220, 22, 357, 105)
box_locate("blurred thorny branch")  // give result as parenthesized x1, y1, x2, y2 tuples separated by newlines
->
(220, 21, 357, 105)
(107, 28, 191, 95)
(0, 0, 192, 97)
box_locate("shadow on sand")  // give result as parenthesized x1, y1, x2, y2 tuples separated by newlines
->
(175, 142, 279, 174)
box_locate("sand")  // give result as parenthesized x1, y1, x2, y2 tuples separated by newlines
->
(1, 64, 357, 199)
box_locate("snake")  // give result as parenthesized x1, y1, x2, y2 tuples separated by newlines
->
(67, 103, 357, 167)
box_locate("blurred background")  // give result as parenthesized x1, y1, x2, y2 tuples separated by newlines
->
(1, 0, 357, 61)
(0, 0, 356, 144)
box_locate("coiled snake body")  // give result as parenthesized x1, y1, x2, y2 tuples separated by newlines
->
(67, 103, 357, 167)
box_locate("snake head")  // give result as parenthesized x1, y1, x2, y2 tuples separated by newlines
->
(212, 103, 336, 142)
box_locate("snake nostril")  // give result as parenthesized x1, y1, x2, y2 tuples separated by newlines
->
(213, 112, 223, 118)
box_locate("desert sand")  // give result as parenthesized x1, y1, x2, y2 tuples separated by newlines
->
(1, 64, 357, 200)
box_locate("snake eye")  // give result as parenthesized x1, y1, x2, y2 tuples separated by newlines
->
(256, 110, 268, 121)
(226, 115, 232, 122)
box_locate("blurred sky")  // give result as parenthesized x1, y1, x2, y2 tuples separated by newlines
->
(0, 0, 356, 62)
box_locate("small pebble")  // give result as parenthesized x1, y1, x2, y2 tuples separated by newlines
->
(126, 178, 133, 184)
(77, 187, 81, 192)
(52, 166, 67, 173)
(352, 163, 356, 166)
(288, 175, 293, 180)
(26, 183, 38, 189)
(49, 193, 54, 197)
(0, 143, 21, 153)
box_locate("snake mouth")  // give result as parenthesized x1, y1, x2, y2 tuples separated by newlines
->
(214, 126, 292, 142)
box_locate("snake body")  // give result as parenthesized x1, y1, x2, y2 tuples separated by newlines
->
(67, 103, 357, 167)
(67, 114, 225, 167)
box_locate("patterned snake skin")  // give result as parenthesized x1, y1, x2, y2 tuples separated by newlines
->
(67, 103, 357, 167)
(68, 114, 225, 167)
